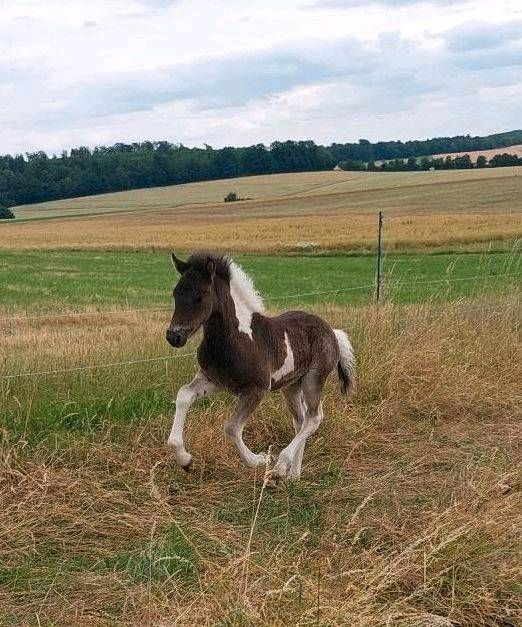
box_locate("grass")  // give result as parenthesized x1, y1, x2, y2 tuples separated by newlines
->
(1, 299, 520, 625)
(0, 249, 520, 316)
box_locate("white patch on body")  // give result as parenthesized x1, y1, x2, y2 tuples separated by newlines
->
(229, 261, 265, 340)
(271, 332, 295, 383)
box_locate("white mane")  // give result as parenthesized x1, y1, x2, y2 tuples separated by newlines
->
(229, 261, 265, 313)
(229, 261, 265, 339)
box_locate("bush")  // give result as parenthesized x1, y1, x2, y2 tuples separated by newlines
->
(224, 192, 238, 202)
(0, 205, 15, 219)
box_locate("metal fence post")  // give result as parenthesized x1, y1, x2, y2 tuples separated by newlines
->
(375, 211, 384, 304)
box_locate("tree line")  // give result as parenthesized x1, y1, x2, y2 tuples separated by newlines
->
(1, 130, 521, 209)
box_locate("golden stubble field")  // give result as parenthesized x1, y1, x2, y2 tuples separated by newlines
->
(1, 299, 520, 625)
(1, 211, 520, 254)
(2, 167, 522, 253)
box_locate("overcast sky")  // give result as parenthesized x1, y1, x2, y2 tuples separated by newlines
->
(1, 0, 521, 154)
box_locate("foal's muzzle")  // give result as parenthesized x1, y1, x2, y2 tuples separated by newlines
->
(166, 327, 188, 348)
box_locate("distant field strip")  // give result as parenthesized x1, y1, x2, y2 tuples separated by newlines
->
(2, 210, 520, 253)
(431, 144, 522, 162)
(7, 166, 522, 222)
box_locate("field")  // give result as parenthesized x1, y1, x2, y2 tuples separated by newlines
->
(1, 167, 521, 625)
(431, 144, 522, 163)
(3, 167, 521, 254)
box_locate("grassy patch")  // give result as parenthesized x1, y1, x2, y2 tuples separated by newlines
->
(105, 525, 199, 585)
(0, 249, 519, 314)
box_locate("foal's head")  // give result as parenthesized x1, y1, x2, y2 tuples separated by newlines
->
(166, 253, 217, 347)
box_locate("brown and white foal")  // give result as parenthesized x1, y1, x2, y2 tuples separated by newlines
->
(165, 253, 355, 481)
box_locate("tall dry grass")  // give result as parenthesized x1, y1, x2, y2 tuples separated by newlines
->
(1, 211, 520, 253)
(1, 297, 520, 625)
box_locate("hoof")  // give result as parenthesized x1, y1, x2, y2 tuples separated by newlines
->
(266, 475, 284, 490)
(272, 458, 290, 480)
(180, 459, 194, 473)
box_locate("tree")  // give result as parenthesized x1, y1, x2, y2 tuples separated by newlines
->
(0, 205, 15, 219)
(337, 159, 366, 171)
(476, 155, 488, 168)
(453, 155, 472, 169)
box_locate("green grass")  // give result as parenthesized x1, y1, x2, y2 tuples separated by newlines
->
(0, 249, 520, 314)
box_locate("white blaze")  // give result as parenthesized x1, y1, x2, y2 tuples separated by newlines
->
(272, 332, 295, 383)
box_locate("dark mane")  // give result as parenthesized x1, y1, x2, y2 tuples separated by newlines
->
(186, 252, 231, 280)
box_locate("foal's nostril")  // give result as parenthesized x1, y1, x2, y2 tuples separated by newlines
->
(166, 328, 185, 347)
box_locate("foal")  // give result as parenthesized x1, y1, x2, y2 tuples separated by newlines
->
(165, 252, 355, 481)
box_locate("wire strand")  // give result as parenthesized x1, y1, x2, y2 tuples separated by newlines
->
(0, 353, 197, 380)
(2, 272, 520, 322)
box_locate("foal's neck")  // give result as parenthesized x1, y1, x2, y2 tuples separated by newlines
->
(203, 274, 262, 344)
(203, 275, 241, 338)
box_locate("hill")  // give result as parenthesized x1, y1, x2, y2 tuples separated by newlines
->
(1, 130, 521, 208)
(2, 167, 521, 254)
(430, 144, 522, 162)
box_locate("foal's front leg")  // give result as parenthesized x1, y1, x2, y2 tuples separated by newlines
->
(224, 388, 268, 468)
(168, 371, 218, 469)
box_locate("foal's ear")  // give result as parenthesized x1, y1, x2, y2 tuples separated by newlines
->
(171, 253, 188, 274)
(205, 257, 216, 279)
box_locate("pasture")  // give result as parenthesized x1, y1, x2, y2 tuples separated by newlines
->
(1, 168, 521, 625)
(0, 249, 519, 315)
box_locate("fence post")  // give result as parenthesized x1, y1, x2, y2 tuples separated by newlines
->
(375, 211, 384, 304)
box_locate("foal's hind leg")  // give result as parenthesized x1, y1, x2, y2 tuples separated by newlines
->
(224, 388, 268, 469)
(282, 383, 308, 480)
(273, 373, 324, 480)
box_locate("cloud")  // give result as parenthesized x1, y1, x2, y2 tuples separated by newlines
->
(444, 19, 522, 52)
(1, 0, 521, 154)
(42, 38, 378, 123)
(312, 0, 461, 8)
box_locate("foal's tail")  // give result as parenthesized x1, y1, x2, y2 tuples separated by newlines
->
(333, 329, 355, 396)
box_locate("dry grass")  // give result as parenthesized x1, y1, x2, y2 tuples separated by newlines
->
(1, 298, 520, 625)
(2, 211, 521, 254)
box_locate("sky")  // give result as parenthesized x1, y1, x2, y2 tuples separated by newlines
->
(1, 0, 521, 154)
